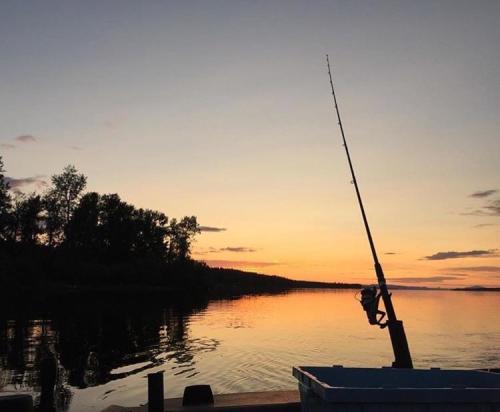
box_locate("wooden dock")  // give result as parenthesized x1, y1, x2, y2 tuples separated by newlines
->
(102, 390, 300, 412)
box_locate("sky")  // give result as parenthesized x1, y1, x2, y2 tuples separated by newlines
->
(1, 1, 499, 288)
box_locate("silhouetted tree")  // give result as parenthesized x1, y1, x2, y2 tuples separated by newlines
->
(98, 194, 136, 259)
(132, 208, 168, 259)
(65, 193, 171, 261)
(42, 191, 64, 247)
(43, 166, 87, 245)
(65, 192, 100, 252)
(167, 216, 200, 262)
(53, 165, 87, 225)
(10, 192, 43, 244)
(0, 156, 12, 242)
(0, 157, 205, 291)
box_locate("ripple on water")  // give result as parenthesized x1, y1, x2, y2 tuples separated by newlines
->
(1, 289, 499, 412)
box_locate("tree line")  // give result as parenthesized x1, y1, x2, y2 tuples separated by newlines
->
(0, 156, 200, 263)
(0, 155, 301, 298)
(1, 155, 356, 299)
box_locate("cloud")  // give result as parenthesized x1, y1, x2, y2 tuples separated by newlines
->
(473, 223, 497, 228)
(219, 246, 256, 253)
(484, 199, 500, 216)
(199, 226, 227, 232)
(423, 249, 497, 260)
(194, 246, 257, 254)
(15, 135, 37, 143)
(461, 209, 486, 216)
(464, 190, 500, 217)
(390, 275, 467, 283)
(202, 260, 280, 269)
(69, 145, 83, 151)
(446, 266, 500, 273)
(1, 134, 38, 149)
(469, 190, 497, 198)
(384, 252, 397, 255)
(0, 143, 16, 149)
(5, 175, 47, 190)
(463, 208, 500, 217)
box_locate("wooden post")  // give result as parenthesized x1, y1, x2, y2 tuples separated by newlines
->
(148, 372, 164, 412)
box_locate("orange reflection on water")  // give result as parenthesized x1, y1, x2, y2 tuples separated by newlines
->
(61, 289, 500, 411)
(191, 289, 500, 372)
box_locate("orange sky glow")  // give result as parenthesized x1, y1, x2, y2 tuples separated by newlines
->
(1, 1, 499, 288)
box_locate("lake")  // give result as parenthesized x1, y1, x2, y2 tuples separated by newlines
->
(1, 289, 499, 411)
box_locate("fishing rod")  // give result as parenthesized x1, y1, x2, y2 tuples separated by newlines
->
(326, 55, 413, 369)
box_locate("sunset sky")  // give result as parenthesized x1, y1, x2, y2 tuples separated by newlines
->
(1, 1, 499, 287)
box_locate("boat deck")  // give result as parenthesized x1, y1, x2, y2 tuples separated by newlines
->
(102, 390, 300, 412)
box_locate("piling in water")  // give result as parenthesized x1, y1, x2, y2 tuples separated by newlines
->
(147, 372, 164, 412)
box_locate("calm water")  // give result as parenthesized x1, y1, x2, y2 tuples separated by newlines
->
(1, 289, 499, 411)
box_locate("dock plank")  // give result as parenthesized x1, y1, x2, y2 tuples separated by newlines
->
(102, 390, 300, 412)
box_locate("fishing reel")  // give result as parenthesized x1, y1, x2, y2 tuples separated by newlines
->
(359, 286, 387, 328)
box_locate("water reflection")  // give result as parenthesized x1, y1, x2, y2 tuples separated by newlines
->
(1, 290, 500, 412)
(0, 295, 212, 411)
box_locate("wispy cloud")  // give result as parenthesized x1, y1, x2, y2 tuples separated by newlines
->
(199, 226, 227, 232)
(15, 135, 37, 143)
(463, 208, 500, 217)
(390, 274, 467, 283)
(464, 201, 500, 216)
(445, 266, 500, 273)
(484, 199, 500, 216)
(5, 175, 47, 190)
(194, 246, 257, 254)
(219, 246, 256, 253)
(69, 145, 83, 151)
(423, 249, 497, 260)
(464, 190, 500, 217)
(473, 223, 497, 228)
(1, 134, 38, 150)
(384, 252, 397, 255)
(0, 143, 16, 150)
(469, 189, 497, 198)
(202, 259, 280, 268)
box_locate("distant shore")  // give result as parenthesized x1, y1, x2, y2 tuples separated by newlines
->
(1, 243, 364, 310)
(2, 244, 497, 314)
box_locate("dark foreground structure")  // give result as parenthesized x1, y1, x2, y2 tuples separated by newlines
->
(103, 390, 300, 412)
(102, 367, 500, 412)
